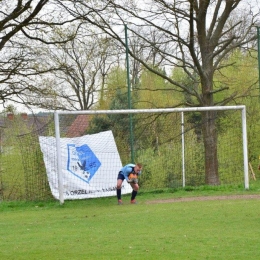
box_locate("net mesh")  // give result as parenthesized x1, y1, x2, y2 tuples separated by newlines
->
(0, 108, 250, 201)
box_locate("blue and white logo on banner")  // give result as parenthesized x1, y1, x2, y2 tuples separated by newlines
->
(67, 144, 101, 183)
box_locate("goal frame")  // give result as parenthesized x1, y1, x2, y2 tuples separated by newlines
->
(54, 105, 249, 204)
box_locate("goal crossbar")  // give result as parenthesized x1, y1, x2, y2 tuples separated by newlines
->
(55, 105, 246, 115)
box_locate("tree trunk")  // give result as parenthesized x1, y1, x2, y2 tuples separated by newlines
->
(200, 66, 220, 185)
(201, 110, 220, 185)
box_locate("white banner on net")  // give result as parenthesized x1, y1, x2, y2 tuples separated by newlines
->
(39, 130, 132, 200)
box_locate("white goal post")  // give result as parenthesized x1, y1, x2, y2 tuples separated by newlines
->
(54, 105, 249, 204)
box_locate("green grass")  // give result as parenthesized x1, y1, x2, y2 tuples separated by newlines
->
(1, 183, 260, 260)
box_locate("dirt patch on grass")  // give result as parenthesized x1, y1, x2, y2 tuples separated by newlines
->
(146, 194, 260, 204)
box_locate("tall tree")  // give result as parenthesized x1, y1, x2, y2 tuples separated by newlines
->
(25, 29, 119, 111)
(0, 0, 77, 108)
(57, 0, 260, 185)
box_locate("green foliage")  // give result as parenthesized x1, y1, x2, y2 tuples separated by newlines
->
(138, 67, 176, 108)
(170, 65, 200, 105)
(213, 49, 258, 103)
(0, 147, 25, 200)
(4, 105, 16, 114)
(98, 67, 127, 109)
(19, 134, 53, 201)
(137, 126, 205, 189)
(0, 114, 52, 201)
(0, 116, 29, 200)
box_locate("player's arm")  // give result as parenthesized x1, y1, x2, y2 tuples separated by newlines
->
(123, 167, 132, 182)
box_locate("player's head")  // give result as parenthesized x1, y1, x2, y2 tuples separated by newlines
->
(134, 163, 142, 173)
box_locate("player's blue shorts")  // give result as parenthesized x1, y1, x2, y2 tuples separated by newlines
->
(117, 172, 125, 180)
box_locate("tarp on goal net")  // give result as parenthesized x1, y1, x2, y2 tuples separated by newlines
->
(39, 130, 132, 200)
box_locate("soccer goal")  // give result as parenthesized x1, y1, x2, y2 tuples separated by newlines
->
(39, 105, 248, 204)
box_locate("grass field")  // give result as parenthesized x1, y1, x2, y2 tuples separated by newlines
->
(1, 183, 260, 260)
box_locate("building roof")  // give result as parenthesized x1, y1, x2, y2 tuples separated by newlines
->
(0, 113, 90, 137)
(0, 113, 51, 136)
(66, 115, 90, 137)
